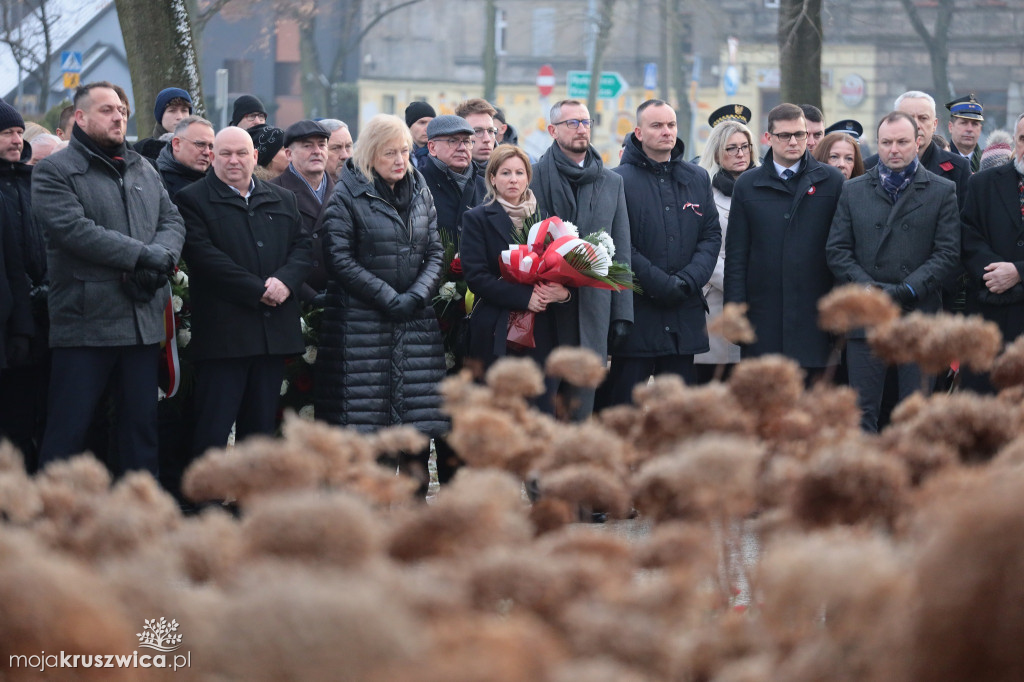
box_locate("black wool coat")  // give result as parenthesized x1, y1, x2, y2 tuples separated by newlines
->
(316, 162, 447, 437)
(724, 150, 844, 368)
(270, 168, 335, 300)
(826, 163, 961, 339)
(612, 134, 721, 356)
(961, 162, 1024, 342)
(0, 191, 33, 369)
(176, 173, 312, 361)
(419, 158, 485, 247)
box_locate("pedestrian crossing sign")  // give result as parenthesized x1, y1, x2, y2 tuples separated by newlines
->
(60, 51, 83, 73)
(63, 72, 80, 89)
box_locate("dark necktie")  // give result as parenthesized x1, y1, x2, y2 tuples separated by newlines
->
(782, 168, 795, 181)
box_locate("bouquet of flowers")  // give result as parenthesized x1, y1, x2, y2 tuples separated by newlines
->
(432, 234, 474, 370)
(499, 216, 637, 349)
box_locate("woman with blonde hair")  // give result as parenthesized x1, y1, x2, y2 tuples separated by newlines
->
(317, 114, 447, 466)
(694, 120, 759, 382)
(460, 143, 569, 412)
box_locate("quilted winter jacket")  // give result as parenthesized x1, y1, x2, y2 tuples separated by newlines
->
(316, 160, 448, 437)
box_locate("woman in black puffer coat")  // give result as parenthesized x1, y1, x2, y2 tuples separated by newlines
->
(316, 114, 447, 440)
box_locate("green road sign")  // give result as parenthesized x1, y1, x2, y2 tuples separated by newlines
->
(566, 70, 629, 99)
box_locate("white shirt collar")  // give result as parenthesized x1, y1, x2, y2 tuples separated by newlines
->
(774, 159, 801, 177)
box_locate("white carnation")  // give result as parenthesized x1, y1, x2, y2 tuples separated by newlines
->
(300, 316, 309, 335)
(172, 295, 184, 313)
(176, 328, 191, 348)
(560, 220, 580, 236)
(298, 404, 315, 421)
(445, 352, 456, 370)
(302, 346, 318, 364)
(595, 231, 616, 259)
(439, 281, 459, 301)
(173, 270, 188, 286)
(280, 379, 289, 396)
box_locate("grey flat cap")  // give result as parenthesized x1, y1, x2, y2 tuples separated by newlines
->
(283, 120, 330, 147)
(426, 115, 473, 140)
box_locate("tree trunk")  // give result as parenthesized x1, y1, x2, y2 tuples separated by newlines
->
(778, 0, 822, 109)
(483, 0, 496, 103)
(898, 0, 955, 120)
(586, 0, 616, 114)
(37, 0, 53, 112)
(298, 15, 329, 118)
(114, 0, 205, 128)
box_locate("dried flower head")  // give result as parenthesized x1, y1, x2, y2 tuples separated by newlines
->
(709, 302, 757, 345)
(632, 435, 764, 522)
(886, 393, 1020, 464)
(869, 312, 1002, 374)
(538, 465, 632, 519)
(447, 406, 531, 471)
(990, 335, 1024, 390)
(818, 284, 899, 334)
(545, 347, 608, 388)
(182, 436, 324, 504)
(631, 382, 755, 458)
(728, 355, 805, 418)
(485, 356, 546, 398)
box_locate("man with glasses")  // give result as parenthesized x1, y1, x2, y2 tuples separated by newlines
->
(455, 98, 499, 175)
(230, 95, 269, 130)
(270, 120, 334, 304)
(532, 99, 633, 419)
(158, 115, 215, 201)
(724, 103, 843, 380)
(420, 114, 484, 247)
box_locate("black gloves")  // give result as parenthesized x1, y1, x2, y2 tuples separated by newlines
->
(387, 293, 422, 321)
(122, 269, 167, 303)
(309, 292, 328, 309)
(609, 320, 633, 352)
(664, 276, 692, 305)
(6, 335, 30, 367)
(883, 282, 917, 312)
(137, 244, 176, 275)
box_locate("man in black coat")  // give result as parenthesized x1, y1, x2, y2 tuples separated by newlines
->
(827, 112, 960, 430)
(864, 91, 970, 210)
(419, 115, 485, 247)
(603, 99, 720, 406)
(157, 115, 214, 201)
(0, 98, 44, 467)
(724, 103, 844, 376)
(176, 127, 312, 456)
(269, 120, 334, 303)
(960, 112, 1024, 394)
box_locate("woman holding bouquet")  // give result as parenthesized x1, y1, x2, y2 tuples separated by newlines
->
(317, 114, 448, 478)
(461, 145, 570, 413)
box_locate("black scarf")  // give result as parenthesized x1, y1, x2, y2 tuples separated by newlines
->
(712, 170, 737, 198)
(373, 172, 413, 225)
(156, 143, 205, 182)
(73, 124, 128, 174)
(535, 141, 602, 222)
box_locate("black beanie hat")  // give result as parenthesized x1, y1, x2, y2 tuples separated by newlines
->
(230, 95, 267, 127)
(404, 101, 436, 128)
(0, 97, 25, 133)
(249, 124, 284, 167)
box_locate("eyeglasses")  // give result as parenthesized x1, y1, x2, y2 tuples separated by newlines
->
(769, 131, 808, 142)
(472, 127, 499, 138)
(724, 143, 751, 156)
(242, 112, 267, 123)
(436, 138, 475, 150)
(180, 137, 214, 152)
(553, 119, 593, 129)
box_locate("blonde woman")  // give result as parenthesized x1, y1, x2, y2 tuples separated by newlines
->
(694, 120, 759, 383)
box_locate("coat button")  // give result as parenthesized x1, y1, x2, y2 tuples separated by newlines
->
(664, 326, 670, 331)
(1018, 240, 1023, 247)
(784, 213, 790, 219)
(249, 211, 255, 216)
(312, 232, 319, 239)
(257, 241, 264, 247)
(264, 311, 271, 317)
(664, 206, 670, 211)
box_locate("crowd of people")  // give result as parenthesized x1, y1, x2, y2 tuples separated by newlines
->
(1, 80, 1022, 502)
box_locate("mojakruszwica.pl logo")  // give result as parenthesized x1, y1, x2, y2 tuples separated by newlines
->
(8, 617, 191, 672)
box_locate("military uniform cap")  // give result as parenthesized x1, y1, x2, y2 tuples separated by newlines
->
(945, 94, 984, 121)
(824, 119, 864, 139)
(708, 104, 752, 128)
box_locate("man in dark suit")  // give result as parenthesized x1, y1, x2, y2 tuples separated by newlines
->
(827, 111, 961, 431)
(270, 120, 334, 304)
(724, 102, 844, 377)
(960, 112, 1024, 393)
(176, 126, 312, 456)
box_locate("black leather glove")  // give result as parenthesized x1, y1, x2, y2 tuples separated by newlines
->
(387, 293, 421, 321)
(664, 276, 691, 305)
(309, 292, 328, 309)
(883, 282, 917, 312)
(121, 269, 166, 303)
(137, 244, 175, 274)
(6, 335, 30, 367)
(608, 320, 633, 353)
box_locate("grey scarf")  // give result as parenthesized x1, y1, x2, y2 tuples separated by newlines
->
(534, 142, 603, 223)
